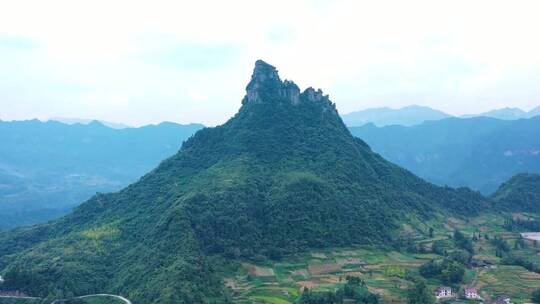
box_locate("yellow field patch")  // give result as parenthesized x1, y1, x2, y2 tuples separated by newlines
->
(81, 225, 119, 240)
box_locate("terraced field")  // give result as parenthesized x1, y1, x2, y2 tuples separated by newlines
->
(225, 214, 540, 304)
(476, 266, 540, 303)
(226, 248, 442, 303)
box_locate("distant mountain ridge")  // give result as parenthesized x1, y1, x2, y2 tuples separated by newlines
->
(349, 116, 540, 194)
(342, 105, 540, 127)
(0, 119, 203, 229)
(49, 117, 132, 129)
(463, 107, 540, 120)
(342, 105, 450, 127)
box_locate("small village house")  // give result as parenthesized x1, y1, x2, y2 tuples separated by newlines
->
(470, 259, 494, 269)
(492, 295, 511, 304)
(435, 286, 452, 299)
(465, 287, 479, 299)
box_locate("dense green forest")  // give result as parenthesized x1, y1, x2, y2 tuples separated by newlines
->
(0, 60, 500, 303)
(491, 173, 540, 212)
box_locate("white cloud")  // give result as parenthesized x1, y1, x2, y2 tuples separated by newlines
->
(1, 0, 540, 125)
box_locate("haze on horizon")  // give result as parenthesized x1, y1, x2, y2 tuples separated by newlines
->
(1, 0, 540, 126)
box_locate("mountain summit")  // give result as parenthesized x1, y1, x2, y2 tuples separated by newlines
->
(243, 60, 328, 106)
(0, 61, 487, 303)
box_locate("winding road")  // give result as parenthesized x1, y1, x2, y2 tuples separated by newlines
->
(77, 294, 132, 304)
(47, 293, 132, 304)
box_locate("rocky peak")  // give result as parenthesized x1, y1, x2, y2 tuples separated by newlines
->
(243, 60, 328, 107)
(250, 60, 280, 84)
(244, 60, 283, 104)
(302, 87, 326, 102)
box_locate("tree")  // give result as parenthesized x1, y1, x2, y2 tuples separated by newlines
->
(419, 260, 440, 278)
(299, 277, 379, 304)
(419, 259, 465, 284)
(407, 279, 435, 304)
(532, 288, 540, 303)
(453, 230, 474, 254)
(440, 261, 465, 284)
(431, 240, 448, 255)
(448, 249, 472, 264)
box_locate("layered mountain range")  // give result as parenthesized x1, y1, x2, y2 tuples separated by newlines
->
(350, 117, 540, 194)
(0, 120, 202, 229)
(342, 105, 540, 127)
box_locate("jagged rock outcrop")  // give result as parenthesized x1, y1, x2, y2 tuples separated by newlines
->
(243, 60, 330, 107)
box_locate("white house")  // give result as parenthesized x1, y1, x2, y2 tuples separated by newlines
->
(435, 286, 452, 299)
(493, 295, 511, 304)
(465, 288, 479, 299)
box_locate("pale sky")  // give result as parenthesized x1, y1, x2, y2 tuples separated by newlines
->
(1, 0, 540, 126)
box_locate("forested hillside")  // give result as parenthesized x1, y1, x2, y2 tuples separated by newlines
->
(491, 173, 540, 212)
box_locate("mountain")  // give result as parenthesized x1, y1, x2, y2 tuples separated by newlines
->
(349, 116, 540, 194)
(491, 173, 540, 213)
(462, 107, 540, 120)
(0, 60, 488, 303)
(49, 117, 131, 129)
(476, 107, 528, 120)
(341, 105, 451, 127)
(527, 106, 540, 118)
(0, 120, 203, 229)
(340, 105, 540, 127)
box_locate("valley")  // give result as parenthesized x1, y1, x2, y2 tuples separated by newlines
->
(0, 121, 202, 229)
(225, 213, 540, 303)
